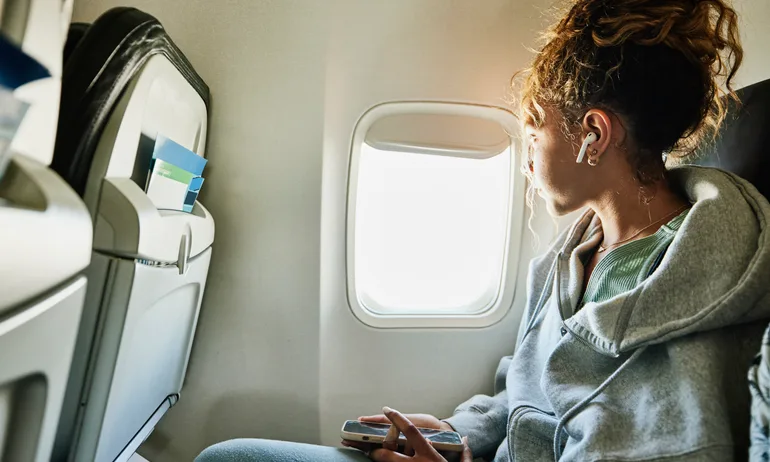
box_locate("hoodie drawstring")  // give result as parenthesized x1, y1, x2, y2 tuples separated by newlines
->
(553, 346, 647, 461)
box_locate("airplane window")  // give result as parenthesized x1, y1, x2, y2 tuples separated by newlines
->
(351, 143, 511, 315)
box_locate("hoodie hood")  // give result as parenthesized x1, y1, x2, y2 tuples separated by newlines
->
(559, 166, 770, 357)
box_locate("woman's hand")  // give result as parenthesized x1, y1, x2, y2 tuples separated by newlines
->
(359, 413, 455, 432)
(368, 407, 472, 462)
(341, 412, 454, 454)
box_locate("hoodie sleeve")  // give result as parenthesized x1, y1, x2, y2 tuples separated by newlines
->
(443, 355, 511, 460)
(749, 324, 770, 462)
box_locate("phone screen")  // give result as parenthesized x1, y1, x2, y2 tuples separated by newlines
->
(342, 421, 462, 445)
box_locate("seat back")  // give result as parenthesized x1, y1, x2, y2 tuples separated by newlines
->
(51, 7, 209, 200)
(50, 7, 214, 462)
(62, 22, 89, 66)
(692, 78, 770, 199)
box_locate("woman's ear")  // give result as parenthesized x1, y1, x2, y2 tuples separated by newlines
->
(582, 109, 613, 162)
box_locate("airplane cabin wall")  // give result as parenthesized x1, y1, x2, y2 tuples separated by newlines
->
(316, 0, 555, 448)
(734, 0, 770, 88)
(68, 1, 770, 461)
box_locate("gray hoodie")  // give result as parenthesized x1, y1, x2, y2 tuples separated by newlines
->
(445, 166, 770, 461)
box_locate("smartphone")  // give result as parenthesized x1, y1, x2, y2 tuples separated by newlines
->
(340, 420, 464, 452)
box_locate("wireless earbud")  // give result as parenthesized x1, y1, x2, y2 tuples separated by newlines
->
(576, 132, 598, 164)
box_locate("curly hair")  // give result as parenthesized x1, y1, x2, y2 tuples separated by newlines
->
(517, 0, 743, 184)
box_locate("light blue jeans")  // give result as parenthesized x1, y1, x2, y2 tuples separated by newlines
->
(196, 439, 371, 462)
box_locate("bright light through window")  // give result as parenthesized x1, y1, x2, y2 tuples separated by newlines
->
(353, 144, 511, 314)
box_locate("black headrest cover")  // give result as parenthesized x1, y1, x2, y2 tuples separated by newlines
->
(693, 78, 770, 199)
(52, 7, 209, 197)
(63, 22, 90, 65)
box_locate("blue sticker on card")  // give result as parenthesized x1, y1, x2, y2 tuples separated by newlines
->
(152, 134, 207, 176)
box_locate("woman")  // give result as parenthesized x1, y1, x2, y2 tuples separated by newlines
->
(198, 0, 770, 460)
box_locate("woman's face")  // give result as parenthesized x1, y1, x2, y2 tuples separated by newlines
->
(525, 110, 601, 216)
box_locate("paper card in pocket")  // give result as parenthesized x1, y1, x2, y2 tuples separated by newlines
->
(0, 85, 31, 179)
(152, 135, 207, 176)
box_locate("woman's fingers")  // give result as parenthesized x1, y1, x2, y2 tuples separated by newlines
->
(382, 423, 400, 451)
(460, 437, 473, 462)
(358, 414, 390, 424)
(403, 441, 415, 457)
(382, 406, 437, 456)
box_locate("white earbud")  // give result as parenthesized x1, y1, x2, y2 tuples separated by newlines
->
(576, 132, 598, 164)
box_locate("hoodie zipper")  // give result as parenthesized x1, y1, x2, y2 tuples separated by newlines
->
(551, 255, 652, 459)
(554, 256, 619, 357)
(538, 225, 666, 459)
(557, 243, 671, 358)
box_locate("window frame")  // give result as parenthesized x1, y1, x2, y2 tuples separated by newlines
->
(345, 101, 525, 328)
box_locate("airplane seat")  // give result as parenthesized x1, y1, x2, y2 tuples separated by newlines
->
(688, 77, 770, 457)
(63, 22, 90, 66)
(0, 0, 92, 461)
(50, 7, 214, 462)
(692, 77, 770, 199)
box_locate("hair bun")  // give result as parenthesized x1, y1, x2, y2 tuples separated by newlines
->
(519, 0, 743, 183)
(587, 1, 739, 70)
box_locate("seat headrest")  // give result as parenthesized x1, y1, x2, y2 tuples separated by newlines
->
(692, 78, 770, 199)
(63, 23, 90, 66)
(51, 7, 209, 197)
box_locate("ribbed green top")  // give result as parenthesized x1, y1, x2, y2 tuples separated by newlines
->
(581, 209, 690, 306)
